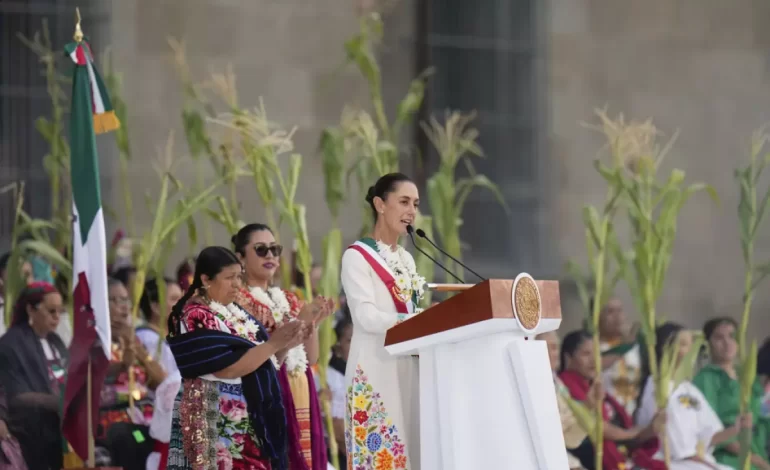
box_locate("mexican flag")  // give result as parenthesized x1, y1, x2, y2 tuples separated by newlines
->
(62, 37, 120, 460)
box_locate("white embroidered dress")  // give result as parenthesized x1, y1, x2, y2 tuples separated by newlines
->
(341, 240, 421, 470)
(636, 377, 732, 470)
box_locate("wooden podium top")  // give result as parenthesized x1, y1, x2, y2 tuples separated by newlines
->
(384, 279, 561, 347)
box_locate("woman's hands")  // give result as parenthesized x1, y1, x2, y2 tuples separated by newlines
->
(118, 335, 136, 368)
(268, 321, 305, 351)
(0, 419, 9, 440)
(298, 297, 335, 329)
(269, 320, 314, 364)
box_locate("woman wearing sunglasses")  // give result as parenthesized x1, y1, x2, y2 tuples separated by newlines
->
(233, 223, 333, 470)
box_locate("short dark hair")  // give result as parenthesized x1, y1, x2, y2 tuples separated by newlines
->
(139, 277, 176, 322)
(365, 173, 413, 222)
(112, 266, 137, 287)
(559, 330, 592, 373)
(703, 317, 737, 341)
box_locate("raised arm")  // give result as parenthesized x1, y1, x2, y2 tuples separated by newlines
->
(341, 249, 402, 334)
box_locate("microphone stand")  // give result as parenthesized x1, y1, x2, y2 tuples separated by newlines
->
(407, 227, 465, 284)
(415, 229, 486, 282)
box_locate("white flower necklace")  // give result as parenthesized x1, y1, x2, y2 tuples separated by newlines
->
(248, 286, 292, 324)
(247, 286, 308, 376)
(375, 240, 426, 304)
(209, 300, 279, 368)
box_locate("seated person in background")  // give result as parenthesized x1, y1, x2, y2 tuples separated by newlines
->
(136, 277, 182, 375)
(693, 317, 770, 470)
(636, 323, 749, 469)
(99, 278, 167, 470)
(0, 282, 67, 470)
(559, 330, 666, 470)
(0, 253, 33, 337)
(328, 313, 353, 469)
(596, 297, 643, 417)
(537, 331, 591, 470)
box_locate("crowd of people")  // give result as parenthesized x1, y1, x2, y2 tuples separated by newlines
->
(1, 171, 770, 470)
(0, 225, 351, 470)
(542, 298, 770, 470)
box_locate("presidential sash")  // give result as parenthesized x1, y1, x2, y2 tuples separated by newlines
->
(348, 239, 412, 314)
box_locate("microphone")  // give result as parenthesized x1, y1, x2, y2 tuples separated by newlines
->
(406, 225, 465, 284)
(415, 228, 487, 282)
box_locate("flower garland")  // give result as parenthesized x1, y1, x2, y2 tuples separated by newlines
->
(209, 300, 279, 368)
(248, 286, 293, 324)
(248, 286, 308, 376)
(375, 240, 426, 304)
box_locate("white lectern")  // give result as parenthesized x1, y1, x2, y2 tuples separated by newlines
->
(384, 275, 569, 470)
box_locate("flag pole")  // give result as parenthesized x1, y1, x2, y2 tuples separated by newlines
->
(74, 8, 96, 468)
(87, 355, 95, 467)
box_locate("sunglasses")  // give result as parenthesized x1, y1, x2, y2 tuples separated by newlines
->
(254, 244, 283, 258)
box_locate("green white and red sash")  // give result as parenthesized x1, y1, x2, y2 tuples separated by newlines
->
(348, 238, 413, 314)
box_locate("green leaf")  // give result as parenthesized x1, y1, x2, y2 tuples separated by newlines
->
(673, 332, 704, 385)
(16, 239, 71, 274)
(565, 260, 591, 318)
(456, 174, 509, 215)
(582, 206, 604, 249)
(319, 128, 347, 219)
(394, 70, 432, 132)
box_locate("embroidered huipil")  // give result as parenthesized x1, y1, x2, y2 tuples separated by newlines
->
(166, 304, 272, 470)
(600, 339, 642, 416)
(636, 376, 732, 470)
(341, 238, 421, 470)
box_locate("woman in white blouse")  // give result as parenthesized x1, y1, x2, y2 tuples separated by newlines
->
(341, 172, 424, 470)
(636, 322, 751, 470)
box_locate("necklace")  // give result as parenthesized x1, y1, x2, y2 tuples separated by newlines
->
(248, 285, 292, 324)
(374, 239, 426, 303)
(209, 300, 279, 368)
(247, 287, 308, 375)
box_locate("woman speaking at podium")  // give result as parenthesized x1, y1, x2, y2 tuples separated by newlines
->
(341, 173, 425, 470)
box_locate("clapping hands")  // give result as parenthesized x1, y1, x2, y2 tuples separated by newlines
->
(298, 296, 335, 328)
(269, 320, 313, 352)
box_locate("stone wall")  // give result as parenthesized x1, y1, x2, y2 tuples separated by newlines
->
(104, 0, 770, 336)
(106, 0, 415, 268)
(547, 0, 770, 334)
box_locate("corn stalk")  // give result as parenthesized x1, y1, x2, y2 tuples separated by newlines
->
(169, 38, 218, 247)
(671, 331, 705, 386)
(422, 111, 506, 282)
(129, 133, 222, 325)
(588, 110, 718, 466)
(335, 12, 430, 236)
(2, 182, 72, 325)
(209, 97, 295, 288)
(734, 127, 770, 469)
(102, 51, 135, 239)
(126, 134, 221, 405)
(569, 162, 625, 470)
(18, 22, 72, 256)
(318, 114, 351, 469)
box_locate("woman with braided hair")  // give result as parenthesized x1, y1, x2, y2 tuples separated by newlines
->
(166, 246, 311, 470)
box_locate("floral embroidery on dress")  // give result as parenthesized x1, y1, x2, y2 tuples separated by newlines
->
(183, 304, 221, 332)
(217, 383, 266, 470)
(346, 365, 408, 470)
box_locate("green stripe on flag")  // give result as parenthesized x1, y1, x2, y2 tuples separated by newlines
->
(70, 58, 101, 242)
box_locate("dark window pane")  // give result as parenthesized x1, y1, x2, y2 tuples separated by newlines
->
(419, 0, 545, 276)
